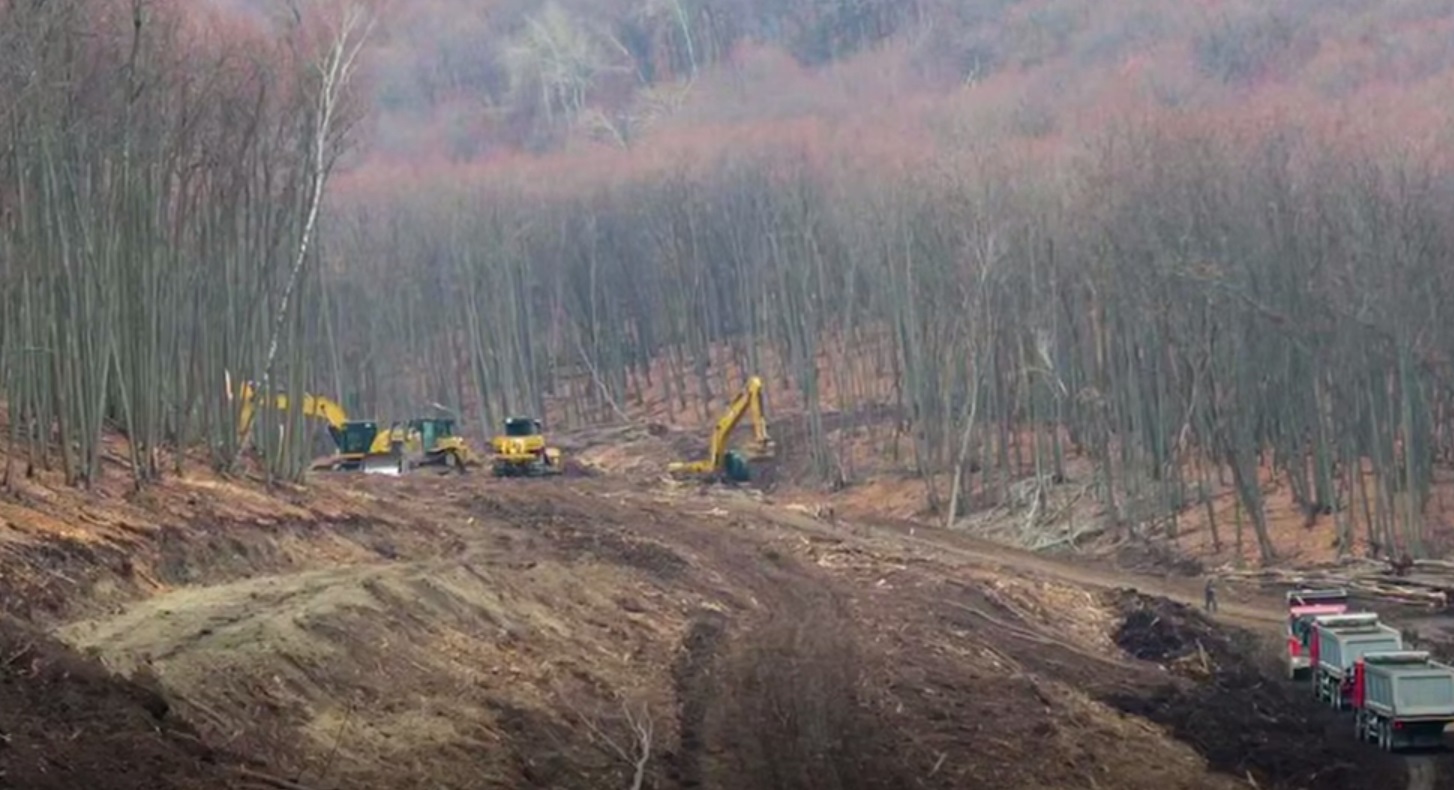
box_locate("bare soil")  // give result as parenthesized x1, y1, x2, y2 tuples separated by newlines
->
(0, 616, 251, 789)
(0, 418, 1440, 789)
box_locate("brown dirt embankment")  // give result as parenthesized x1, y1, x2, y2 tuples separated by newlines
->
(0, 442, 1424, 789)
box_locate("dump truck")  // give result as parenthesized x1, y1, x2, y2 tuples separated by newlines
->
(1352, 650, 1454, 751)
(1309, 613, 1403, 710)
(1285, 588, 1350, 680)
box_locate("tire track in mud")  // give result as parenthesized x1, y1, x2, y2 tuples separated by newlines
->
(621, 502, 897, 790)
(668, 610, 726, 788)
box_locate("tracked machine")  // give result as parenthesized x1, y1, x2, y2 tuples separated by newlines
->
(234, 381, 401, 473)
(489, 416, 565, 477)
(389, 417, 479, 473)
(668, 374, 776, 484)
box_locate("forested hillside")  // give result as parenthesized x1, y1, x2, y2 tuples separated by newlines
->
(6, 0, 1454, 563)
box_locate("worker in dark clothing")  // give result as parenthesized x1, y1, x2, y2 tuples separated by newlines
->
(1204, 577, 1218, 613)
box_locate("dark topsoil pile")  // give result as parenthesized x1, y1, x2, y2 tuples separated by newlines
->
(0, 616, 246, 790)
(1101, 589, 1406, 790)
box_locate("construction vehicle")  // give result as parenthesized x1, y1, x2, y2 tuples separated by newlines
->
(667, 375, 775, 483)
(394, 417, 479, 473)
(1284, 588, 1350, 680)
(233, 381, 400, 473)
(489, 416, 565, 477)
(1308, 613, 1403, 710)
(1351, 650, 1454, 751)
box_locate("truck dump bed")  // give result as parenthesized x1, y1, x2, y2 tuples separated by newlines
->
(1361, 652, 1454, 719)
(1313, 619, 1402, 676)
(1354, 651, 1454, 751)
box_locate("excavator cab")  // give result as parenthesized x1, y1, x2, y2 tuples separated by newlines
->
(722, 450, 751, 483)
(328, 421, 382, 456)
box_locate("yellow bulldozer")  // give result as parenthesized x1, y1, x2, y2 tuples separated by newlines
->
(668, 374, 775, 483)
(489, 416, 565, 477)
(388, 416, 479, 473)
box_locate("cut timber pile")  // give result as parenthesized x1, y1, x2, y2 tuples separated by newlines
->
(1222, 559, 1454, 608)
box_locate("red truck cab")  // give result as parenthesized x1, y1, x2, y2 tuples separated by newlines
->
(1285, 588, 1349, 680)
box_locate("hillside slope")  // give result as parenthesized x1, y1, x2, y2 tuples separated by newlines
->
(0, 424, 1436, 788)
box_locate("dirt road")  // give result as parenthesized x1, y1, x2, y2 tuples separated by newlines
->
(715, 494, 1284, 625)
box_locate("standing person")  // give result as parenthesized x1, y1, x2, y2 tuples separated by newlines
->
(1204, 576, 1218, 613)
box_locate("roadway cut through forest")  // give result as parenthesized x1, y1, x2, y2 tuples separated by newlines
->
(5, 469, 1446, 789)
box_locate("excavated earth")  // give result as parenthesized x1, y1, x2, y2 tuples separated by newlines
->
(0, 440, 1447, 788)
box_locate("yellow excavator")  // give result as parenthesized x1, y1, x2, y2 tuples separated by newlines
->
(490, 416, 565, 477)
(667, 374, 775, 483)
(233, 381, 400, 473)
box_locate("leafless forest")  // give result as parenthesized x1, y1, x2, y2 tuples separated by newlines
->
(4, 0, 1454, 562)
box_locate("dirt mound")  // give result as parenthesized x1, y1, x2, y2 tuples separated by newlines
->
(1103, 590, 1404, 790)
(1111, 589, 1235, 664)
(0, 617, 249, 790)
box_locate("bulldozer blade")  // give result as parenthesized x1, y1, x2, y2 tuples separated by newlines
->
(362, 456, 404, 476)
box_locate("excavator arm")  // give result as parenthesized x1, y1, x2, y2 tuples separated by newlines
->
(234, 381, 388, 454)
(668, 375, 774, 477)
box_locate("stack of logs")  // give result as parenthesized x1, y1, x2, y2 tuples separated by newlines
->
(1223, 556, 1454, 609)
